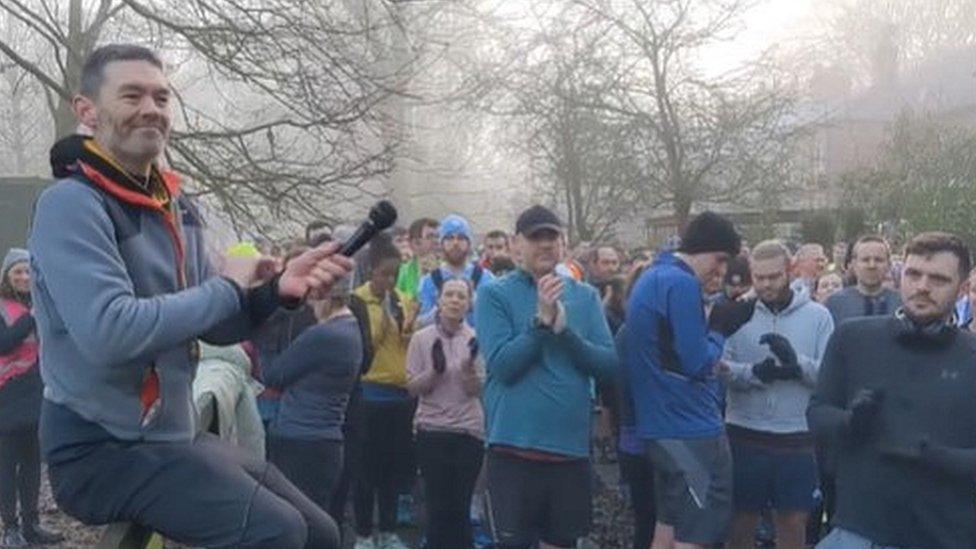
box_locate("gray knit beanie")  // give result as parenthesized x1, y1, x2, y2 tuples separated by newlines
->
(1, 248, 29, 281)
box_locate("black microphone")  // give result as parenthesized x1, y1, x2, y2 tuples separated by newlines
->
(339, 200, 398, 257)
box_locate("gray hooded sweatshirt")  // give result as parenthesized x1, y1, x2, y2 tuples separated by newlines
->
(722, 290, 834, 434)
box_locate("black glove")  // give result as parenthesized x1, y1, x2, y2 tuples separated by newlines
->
(467, 337, 479, 360)
(774, 362, 803, 381)
(752, 358, 779, 384)
(432, 339, 447, 374)
(848, 388, 884, 437)
(878, 436, 926, 462)
(921, 441, 976, 479)
(880, 436, 976, 478)
(760, 333, 798, 367)
(708, 298, 757, 337)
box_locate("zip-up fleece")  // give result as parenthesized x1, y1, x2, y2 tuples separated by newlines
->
(30, 143, 273, 447)
(477, 269, 617, 458)
(722, 290, 834, 433)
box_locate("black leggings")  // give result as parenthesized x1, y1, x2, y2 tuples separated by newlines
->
(353, 398, 415, 536)
(619, 450, 656, 549)
(269, 436, 343, 514)
(417, 431, 483, 549)
(328, 402, 362, 529)
(0, 429, 40, 527)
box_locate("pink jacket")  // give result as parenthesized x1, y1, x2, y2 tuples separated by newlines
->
(406, 322, 484, 440)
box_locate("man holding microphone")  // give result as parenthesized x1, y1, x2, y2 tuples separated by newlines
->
(476, 205, 617, 549)
(30, 44, 353, 548)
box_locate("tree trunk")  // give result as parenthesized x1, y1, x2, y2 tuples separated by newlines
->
(9, 80, 26, 173)
(58, 0, 83, 138)
(674, 192, 692, 231)
(2, 19, 27, 172)
(48, 0, 88, 139)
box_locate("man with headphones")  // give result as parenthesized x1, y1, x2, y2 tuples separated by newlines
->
(808, 232, 976, 549)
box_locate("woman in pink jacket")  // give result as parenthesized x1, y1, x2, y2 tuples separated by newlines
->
(406, 278, 484, 549)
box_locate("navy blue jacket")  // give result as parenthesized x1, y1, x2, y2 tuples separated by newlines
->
(263, 316, 362, 441)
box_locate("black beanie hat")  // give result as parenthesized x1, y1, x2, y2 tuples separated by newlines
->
(678, 211, 741, 256)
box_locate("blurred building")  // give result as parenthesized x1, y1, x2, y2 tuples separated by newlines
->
(629, 45, 976, 249)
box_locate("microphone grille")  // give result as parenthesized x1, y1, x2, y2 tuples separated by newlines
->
(369, 200, 398, 230)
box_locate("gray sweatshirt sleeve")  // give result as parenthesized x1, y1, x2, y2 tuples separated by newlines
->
(30, 182, 242, 367)
(722, 335, 765, 390)
(795, 310, 834, 388)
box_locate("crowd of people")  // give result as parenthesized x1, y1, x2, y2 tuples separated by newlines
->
(0, 42, 973, 549)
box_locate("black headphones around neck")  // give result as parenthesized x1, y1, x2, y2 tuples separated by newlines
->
(894, 308, 958, 346)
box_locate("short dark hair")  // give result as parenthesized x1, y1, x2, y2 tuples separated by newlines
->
(368, 232, 402, 270)
(408, 218, 439, 240)
(725, 254, 753, 285)
(903, 232, 972, 280)
(305, 220, 333, 244)
(485, 230, 509, 242)
(852, 235, 891, 260)
(80, 44, 164, 98)
(489, 255, 516, 275)
(308, 232, 333, 248)
(593, 245, 620, 261)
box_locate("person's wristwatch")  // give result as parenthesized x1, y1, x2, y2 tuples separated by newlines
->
(532, 315, 554, 332)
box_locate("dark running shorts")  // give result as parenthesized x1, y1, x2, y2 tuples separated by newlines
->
(730, 434, 818, 512)
(646, 436, 733, 545)
(484, 450, 591, 548)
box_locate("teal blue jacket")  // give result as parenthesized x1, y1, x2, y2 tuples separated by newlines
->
(476, 269, 617, 458)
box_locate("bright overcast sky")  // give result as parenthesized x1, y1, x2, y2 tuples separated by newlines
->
(700, 0, 818, 75)
(493, 0, 823, 75)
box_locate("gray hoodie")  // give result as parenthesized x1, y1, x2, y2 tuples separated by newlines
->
(722, 290, 834, 434)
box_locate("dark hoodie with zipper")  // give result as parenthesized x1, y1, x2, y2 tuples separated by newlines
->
(30, 136, 284, 460)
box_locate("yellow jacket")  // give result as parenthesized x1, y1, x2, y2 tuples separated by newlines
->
(353, 284, 414, 388)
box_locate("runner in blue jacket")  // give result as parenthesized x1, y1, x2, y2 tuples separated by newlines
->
(624, 211, 753, 549)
